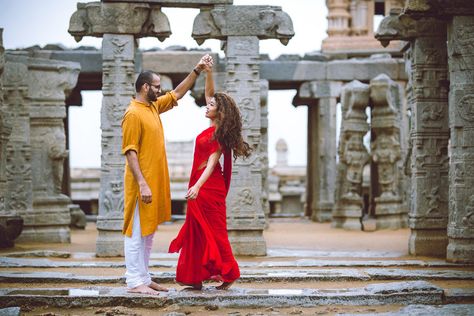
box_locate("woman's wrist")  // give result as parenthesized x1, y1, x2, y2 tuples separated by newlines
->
(193, 67, 201, 76)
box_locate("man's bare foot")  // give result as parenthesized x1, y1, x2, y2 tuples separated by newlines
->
(216, 281, 234, 290)
(149, 281, 169, 292)
(127, 284, 159, 295)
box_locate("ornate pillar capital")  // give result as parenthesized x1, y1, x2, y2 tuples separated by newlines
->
(68, 2, 171, 42)
(192, 5, 294, 45)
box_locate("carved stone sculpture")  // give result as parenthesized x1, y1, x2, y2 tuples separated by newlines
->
(333, 80, 370, 230)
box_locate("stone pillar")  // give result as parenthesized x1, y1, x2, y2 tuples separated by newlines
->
(96, 34, 136, 256)
(260, 80, 270, 225)
(69, 1, 171, 256)
(332, 80, 370, 230)
(447, 16, 474, 263)
(376, 13, 449, 256)
(192, 5, 294, 255)
(298, 81, 340, 222)
(369, 74, 406, 229)
(298, 81, 341, 222)
(24, 58, 80, 243)
(224, 35, 266, 255)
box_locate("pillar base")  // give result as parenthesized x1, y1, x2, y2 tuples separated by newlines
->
(332, 198, 362, 230)
(374, 197, 407, 229)
(96, 230, 124, 257)
(228, 230, 266, 256)
(19, 196, 71, 243)
(311, 202, 333, 222)
(409, 229, 447, 257)
(447, 238, 474, 263)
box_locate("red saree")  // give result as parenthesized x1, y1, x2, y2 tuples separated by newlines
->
(169, 126, 240, 285)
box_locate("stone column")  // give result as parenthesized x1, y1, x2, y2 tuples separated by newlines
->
(224, 35, 266, 255)
(0, 56, 29, 246)
(376, 14, 449, 256)
(369, 74, 406, 229)
(332, 80, 370, 230)
(298, 81, 341, 222)
(96, 34, 136, 256)
(260, 80, 270, 224)
(447, 16, 474, 263)
(26, 58, 80, 243)
(192, 5, 294, 255)
(69, 1, 171, 256)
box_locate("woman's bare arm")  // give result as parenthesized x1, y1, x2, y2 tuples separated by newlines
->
(186, 149, 221, 200)
(205, 66, 215, 105)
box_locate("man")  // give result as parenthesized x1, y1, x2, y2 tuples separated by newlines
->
(121, 54, 213, 295)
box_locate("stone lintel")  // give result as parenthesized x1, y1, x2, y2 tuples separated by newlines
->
(297, 81, 342, 102)
(68, 2, 171, 42)
(142, 51, 219, 74)
(192, 5, 294, 45)
(102, 0, 233, 8)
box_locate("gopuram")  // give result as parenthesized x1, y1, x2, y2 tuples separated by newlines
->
(0, 0, 473, 265)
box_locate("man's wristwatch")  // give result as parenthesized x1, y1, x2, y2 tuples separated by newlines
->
(193, 68, 201, 76)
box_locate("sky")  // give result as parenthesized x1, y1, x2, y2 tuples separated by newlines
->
(0, 0, 328, 168)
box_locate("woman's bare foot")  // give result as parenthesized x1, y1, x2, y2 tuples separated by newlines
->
(215, 281, 234, 290)
(149, 281, 169, 292)
(127, 284, 159, 295)
(176, 280, 202, 290)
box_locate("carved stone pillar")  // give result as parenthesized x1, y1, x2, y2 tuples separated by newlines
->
(26, 58, 80, 243)
(369, 74, 406, 229)
(298, 81, 341, 222)
(192, 5, 294, 255)
(68, 1, 171, 256)
(447, 16, 474, 263)
(332, 81, 370, 229)
(260, 80, 270, 225)
(376, 14, 449, 257)
(96, 34, 136, 256)
(224, 35, 266, 255)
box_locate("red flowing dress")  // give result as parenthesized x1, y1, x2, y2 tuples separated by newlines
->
(169, 126, 240, 285)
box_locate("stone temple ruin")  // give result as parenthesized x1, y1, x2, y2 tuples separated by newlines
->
(0, 0, 473, 266)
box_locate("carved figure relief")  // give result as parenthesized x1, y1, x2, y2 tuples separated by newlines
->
(457, 94, 474, 122)
(462, 196, 474, 227)
(372, 134, 401, 198)
(103, 180, 124, 214)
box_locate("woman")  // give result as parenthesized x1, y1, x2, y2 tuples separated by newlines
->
(168, 62, 251, 290)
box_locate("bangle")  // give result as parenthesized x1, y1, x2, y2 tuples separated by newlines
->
(193, 68, 201, 76)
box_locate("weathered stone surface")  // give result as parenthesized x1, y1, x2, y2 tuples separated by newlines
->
(348, 304, 474, 316)
(0, 307, 20, 316)
(446, 15, 474, 264)
(69, 204, 86, 229)
(68, 2, 171, 42)
(192, 6, 294, 45)
(333, 80, 370, 230)
(298, 81, 341, 222)
(369, 74, 406, 229)
(103, 0, 232, 8)
(0, 281, 444, 308)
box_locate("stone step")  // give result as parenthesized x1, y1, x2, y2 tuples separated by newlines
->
(1, 256, 469, 269)
(1, 268, 473, 284)
(339, 304, 474, 316)
(0, 281, 447, 309)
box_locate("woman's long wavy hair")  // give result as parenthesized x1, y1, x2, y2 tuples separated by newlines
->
(212, 92, 252, 160)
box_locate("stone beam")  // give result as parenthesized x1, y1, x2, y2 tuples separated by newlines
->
(68, 2, 171, 42)
(404, 0, 474, 17)
(102, 0, 233, 8)
(192, 5, 294, 46)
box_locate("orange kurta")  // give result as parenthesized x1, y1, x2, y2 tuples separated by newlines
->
(121, 91, 177, 237)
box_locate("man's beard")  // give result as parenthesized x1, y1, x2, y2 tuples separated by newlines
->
(147, 89, 158, 102)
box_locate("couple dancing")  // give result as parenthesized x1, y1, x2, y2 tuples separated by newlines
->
(121, 54, 250, 295)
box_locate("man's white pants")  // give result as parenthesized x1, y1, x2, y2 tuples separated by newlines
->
(124, 205, 154, 289)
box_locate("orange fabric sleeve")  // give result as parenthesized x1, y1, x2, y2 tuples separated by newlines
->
(154, 91, 178, 114)
(121, 112, 142, 155)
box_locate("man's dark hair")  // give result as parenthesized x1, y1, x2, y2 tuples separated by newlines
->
(135, 70, 160, 93)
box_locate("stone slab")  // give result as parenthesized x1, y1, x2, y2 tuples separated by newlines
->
(340, 304, 474, 316)
(0, 281, 444, 308)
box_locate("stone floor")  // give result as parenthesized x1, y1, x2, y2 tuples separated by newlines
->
(0, 218, 473, 315)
